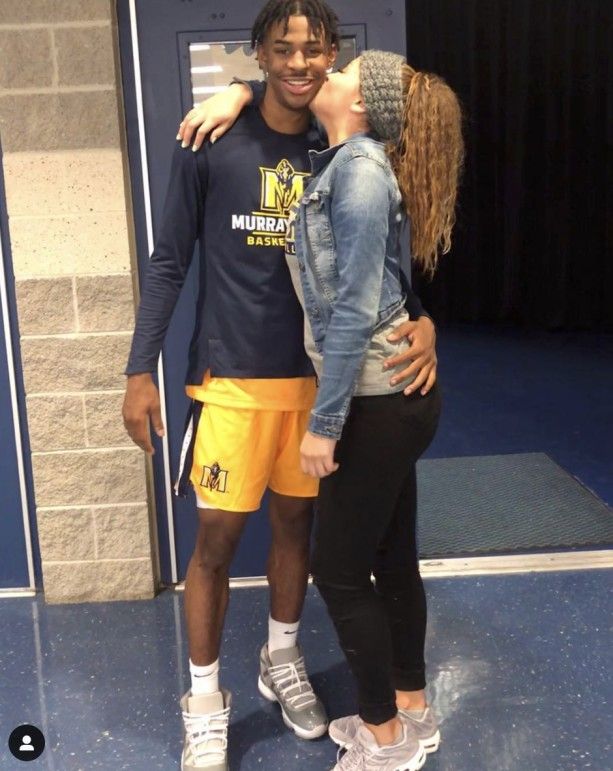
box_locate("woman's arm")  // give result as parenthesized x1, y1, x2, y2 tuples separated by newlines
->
(308, 157, 391, 441)
(177, 80, 265, 150)
(300, 159, 391, 478)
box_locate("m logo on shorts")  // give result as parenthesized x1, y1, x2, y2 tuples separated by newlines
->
(200, 462, 228, 493)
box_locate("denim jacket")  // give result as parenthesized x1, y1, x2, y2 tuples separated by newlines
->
(294, 134, 409, 439)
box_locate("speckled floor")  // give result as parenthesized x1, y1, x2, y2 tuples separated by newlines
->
(1, 571, 611, 770)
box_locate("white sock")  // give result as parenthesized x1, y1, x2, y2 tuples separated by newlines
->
(189, 658, 220, 695)
(268, 615, 300, 654)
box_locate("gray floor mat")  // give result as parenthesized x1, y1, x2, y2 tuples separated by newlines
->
(417, 453, 613, 557)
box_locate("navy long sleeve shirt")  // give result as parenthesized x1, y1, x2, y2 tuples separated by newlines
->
(126, 106, 427, 383)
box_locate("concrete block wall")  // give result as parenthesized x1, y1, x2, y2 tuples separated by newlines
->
(0, 1, 156, 602)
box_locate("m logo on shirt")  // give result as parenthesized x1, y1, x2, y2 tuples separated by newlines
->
(200, 462, 228, 493)
(260, 159, 309, 217)
(231, 159, 310, 247)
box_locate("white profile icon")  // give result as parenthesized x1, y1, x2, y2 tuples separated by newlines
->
(19, 734, 35, 752)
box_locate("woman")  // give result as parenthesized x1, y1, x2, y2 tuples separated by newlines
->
(180, 50, 463, 770)
(287, 51, 463, 771)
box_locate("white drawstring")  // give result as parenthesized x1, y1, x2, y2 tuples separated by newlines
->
(267, 656, 317, 709)
(183, 704, 230, 763)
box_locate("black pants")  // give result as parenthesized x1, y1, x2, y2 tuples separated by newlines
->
(311, 386, 441, 725)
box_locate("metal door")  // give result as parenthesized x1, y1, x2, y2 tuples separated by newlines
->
(0, 146, 37, 593)
(117, 0, 407, 584)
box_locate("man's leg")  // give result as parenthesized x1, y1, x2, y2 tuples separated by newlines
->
(258, 491, 327, 739)
(266, 492, 314, 625)
(184, 506, 249, 665)
(266, 407, 318, 633)
(256, 405, 326, 740)
(180, 506, 249, 771)
(182, 400, 271, 667)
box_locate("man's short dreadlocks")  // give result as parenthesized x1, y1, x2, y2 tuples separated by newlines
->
(251, 0, 340, 50)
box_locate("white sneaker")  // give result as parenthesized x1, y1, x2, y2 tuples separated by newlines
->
(180, 689, 231, 770)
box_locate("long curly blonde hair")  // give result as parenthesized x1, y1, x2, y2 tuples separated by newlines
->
(387, 66, 464, 276)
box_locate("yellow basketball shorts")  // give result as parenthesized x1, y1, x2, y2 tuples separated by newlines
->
(175, 400, 319, 512)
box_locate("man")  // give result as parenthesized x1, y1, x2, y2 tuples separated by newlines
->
(123, 2, 436, 769)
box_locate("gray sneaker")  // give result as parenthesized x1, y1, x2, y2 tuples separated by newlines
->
(180, 689, 231, 770)
(401, 707, 440, 753)
(258, 643, 328, 739)
(329, 707, 440, 754)
(331, 722, 426, 771)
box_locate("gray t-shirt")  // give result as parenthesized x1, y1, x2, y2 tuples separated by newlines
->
(285, 238, 414, 397)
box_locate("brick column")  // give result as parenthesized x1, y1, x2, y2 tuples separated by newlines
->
(0, 1, 156, 602)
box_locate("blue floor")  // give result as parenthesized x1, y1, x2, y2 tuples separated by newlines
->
(2, 573, 612, 770)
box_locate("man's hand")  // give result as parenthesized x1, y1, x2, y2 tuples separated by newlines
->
(300, 431, 339, 478)
(177, 83, 253, 151)
(122, 373, 165, 455)
(384, 316, 437, 396)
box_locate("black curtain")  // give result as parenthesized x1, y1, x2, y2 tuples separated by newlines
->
(405, 0, 612, 330)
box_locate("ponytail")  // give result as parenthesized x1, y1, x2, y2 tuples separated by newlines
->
(387, 67, 464, 276)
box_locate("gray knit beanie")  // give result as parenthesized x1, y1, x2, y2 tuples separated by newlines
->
(359, 50, 406, 143)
